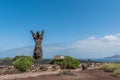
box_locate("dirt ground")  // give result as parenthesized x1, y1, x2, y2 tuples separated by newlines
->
(6, 69, 119, 80)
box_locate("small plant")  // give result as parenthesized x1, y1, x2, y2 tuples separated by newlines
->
(113, 69, 120, 77)
(102, 63, 120, 77)
(12, 57, 33, 72)
(102, 64, 118, 72)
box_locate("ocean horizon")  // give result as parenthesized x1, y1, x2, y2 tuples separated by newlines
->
(81, 58, 120, 62)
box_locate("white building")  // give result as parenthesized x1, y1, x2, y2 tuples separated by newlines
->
(54, 55, 64, 59)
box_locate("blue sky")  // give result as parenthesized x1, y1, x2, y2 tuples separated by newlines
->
(0, 0, 120, 58)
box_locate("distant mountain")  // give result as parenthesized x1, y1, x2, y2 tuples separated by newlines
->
(0, 44, 68, 59)
(0, 46, 34, 58)
(104, 54, 120, 59)
(2, 43, 120, 59)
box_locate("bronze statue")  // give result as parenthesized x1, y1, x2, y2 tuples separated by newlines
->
(31, 30, 44, 60)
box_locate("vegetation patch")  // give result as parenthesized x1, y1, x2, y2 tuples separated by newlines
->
(113, 68, 120, 77)
(12, 55, 34, 72)
(3, 57, 12, 61)
(12, 55, 34, 62)
(51, 56, 80, 69)
(102, 63, 120, 77)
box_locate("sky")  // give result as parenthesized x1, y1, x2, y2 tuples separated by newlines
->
(0, 0, 120, 58)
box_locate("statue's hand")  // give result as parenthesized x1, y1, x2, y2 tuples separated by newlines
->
(31, 30, 35, 35)
(31, 30, 36, 40)
(41, 30, 44, 34)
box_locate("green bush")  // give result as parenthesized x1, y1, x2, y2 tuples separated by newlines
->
(113, 69, 120, 77)
(102, 63, 120, 72)
(62, 56, 80, 69)
(12, 55, 34, 62)
(50, 59, 63, 65)
(102, 63, 120, 77)
(12, 56, 21, 61)
(51, 56, 80, 69)
(3, 57, 12, 61)
(102, 64, 117, 72)
(12, 57, 33, 71)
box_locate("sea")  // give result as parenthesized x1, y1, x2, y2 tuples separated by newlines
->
(81, 58, 120, 63)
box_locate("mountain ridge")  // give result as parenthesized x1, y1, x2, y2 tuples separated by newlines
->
(104, 54, 120, 59)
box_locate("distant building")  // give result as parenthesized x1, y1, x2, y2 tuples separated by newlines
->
(54, 55, 64, 59)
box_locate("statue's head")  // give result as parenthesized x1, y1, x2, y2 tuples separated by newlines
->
(36, 31, 40, 37)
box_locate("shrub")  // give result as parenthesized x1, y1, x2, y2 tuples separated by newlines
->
(50, 59, 63, 65)
(102, 64, 118, 72)
(51, 56, 80, 69)
(12, 56, 21, 61)
(3, 57, 12, 61)
(113, 69, 120, 77)
(102, 63, 120, 77)
(24, 56, 34, 62)
(12, 57, 33, 71)
(103, 63, 120, 72)
(13, 55, 34, 62)
(62, 56, 80, 69)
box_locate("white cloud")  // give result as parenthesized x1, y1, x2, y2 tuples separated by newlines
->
(2, 33, 120, 59)
(44, 33, 120, 59)
(88, 36, 96, 40)
(101, 35, 118, 40)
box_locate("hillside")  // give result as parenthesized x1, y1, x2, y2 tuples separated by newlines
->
(104, 54, 120, 59)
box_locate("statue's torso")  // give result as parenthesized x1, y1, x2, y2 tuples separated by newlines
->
(35, 37, 42, 47)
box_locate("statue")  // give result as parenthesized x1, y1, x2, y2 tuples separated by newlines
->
(81, 63, 88, 70)
(31, 30, 44, 60)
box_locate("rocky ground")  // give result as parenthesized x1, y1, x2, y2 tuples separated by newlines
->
(1, 69, 120, 80)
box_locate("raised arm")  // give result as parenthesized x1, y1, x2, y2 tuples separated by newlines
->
(31, 30, 36, 39)
(39, 30, 44, 40)
(41, 30, 44, 38)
